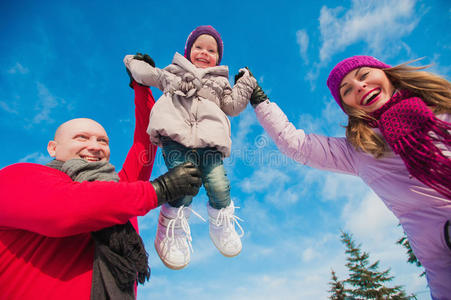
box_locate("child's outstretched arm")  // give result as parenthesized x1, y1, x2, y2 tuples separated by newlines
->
(221, 67, 257, 116)
(124, 53, 175, 91)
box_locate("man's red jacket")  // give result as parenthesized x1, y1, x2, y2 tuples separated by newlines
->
(0, 84, 158, 299)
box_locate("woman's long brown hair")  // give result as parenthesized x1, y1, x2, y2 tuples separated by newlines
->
(342, 60, 451, 158)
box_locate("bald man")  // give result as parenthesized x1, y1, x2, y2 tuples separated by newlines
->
(0, 82, 202, 300)
(47, 118, 111, 164)
(48, 118, 112, 162)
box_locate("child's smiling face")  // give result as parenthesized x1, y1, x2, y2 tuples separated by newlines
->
(189, 34, 219, 68)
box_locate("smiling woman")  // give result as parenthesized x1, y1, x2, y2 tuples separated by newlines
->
(249, 55, 451, 300)
(340, 67, 395, 113)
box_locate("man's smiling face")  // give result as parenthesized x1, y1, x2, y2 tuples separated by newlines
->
(47, 118, 110, 162)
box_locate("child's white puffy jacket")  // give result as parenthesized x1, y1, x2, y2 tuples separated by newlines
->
(124, 52, 256, 157)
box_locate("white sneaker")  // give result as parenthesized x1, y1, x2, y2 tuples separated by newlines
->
(207, 200, 244, 257)
(154, 204, 192, 270)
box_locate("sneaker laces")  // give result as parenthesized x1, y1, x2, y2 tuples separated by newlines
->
(213, 205, 244, 238)
(165, 206, 206, 253)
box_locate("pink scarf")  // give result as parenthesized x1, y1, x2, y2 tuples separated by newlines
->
(369, 90, 451, 199)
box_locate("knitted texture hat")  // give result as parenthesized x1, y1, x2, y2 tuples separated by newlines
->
(327, 56, 391, 111)
(184, 25, 223, 65)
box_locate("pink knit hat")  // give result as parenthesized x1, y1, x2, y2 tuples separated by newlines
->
(184, 25, 223, 65)
(327, 55, 391, 111)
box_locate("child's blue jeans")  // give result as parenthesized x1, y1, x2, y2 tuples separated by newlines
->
(161, 138, 231, 209)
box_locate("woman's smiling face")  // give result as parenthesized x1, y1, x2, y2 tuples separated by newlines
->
(339, 67, 395, 113)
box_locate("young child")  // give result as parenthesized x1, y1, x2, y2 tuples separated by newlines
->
(250, 55, 451, 300)
(124, 25, 256, 270)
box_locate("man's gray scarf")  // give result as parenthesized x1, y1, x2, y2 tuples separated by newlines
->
(47, 159, 150, 300)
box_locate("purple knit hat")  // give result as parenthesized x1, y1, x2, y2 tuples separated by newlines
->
(184, 25, 223, 65)
(327, 55, 391, 111)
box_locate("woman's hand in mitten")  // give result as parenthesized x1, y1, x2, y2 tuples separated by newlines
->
(250, 84, 268, 108)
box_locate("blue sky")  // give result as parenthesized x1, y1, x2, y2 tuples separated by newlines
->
(1, 0, 450, 299)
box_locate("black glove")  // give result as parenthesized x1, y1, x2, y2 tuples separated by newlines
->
(134, 53, 155, 67)
(125, 67, 137, 89)
(126, 53, 156, 89)
(151, 162, 202, 206)
(250, 84, 268, 108)
(234, 67, 253, 84)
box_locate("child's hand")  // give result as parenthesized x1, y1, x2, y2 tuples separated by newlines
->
(134, 53, 156, 67)
(234, 67, 253, 84)
(125, 53, 155, 89)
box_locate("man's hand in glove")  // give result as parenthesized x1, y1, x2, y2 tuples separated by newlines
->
(151, 162, 202, 206)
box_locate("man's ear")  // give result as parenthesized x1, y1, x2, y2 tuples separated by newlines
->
(47, 141, 57, 157)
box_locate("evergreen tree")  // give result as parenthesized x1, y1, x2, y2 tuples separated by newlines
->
(340, 231, 413, 299)
(396, 234, 426, 277)
(329, 269, 347, 300)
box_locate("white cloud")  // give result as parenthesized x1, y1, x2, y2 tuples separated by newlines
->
(322, 172, 367, 201)
(140, 223, 427, 300)
(137, 210, 158, 231)
(230, 107, 258, 154)
(303, 0, 421, 89)
(138, 169, 427, 300)
(19, 152, 51, 164)
(428, 53, 451, 79)
(295, 97, 347, 137)
(0, 101, 18, 114)
(297, 113, 322, 135)
(7, 62, 29, 74)
(318, 0, 419, 64)
(265, 186, 300, 204)
(305, 67, 320, 91)
(239, 166, 290, 193)
(140, 230, 343, 300)
(296, 29, 309, 64)
(240, 197, 277, 236)
(231, 273, 328, 300)
(188, 235, 218, 265)
(338, 191, 429, 293)
(342, 191, 398, 239)
(302, 247, 319, 262)
(33, 82, 60, 124)
(320, 98, 348, 135)
(222, 234, 343, 300)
